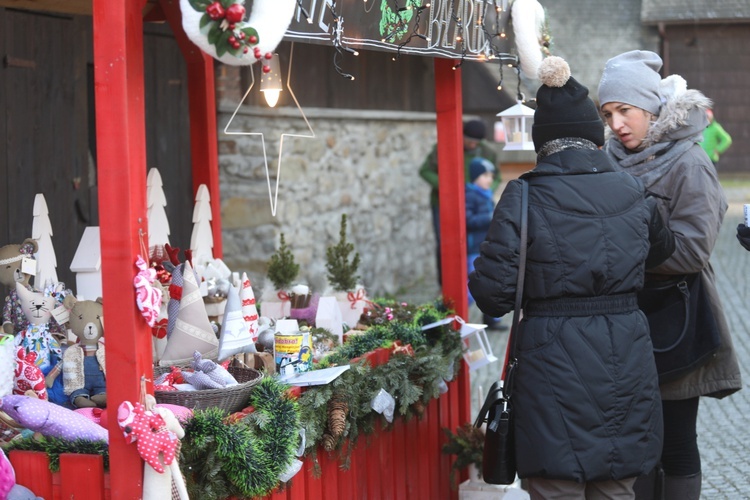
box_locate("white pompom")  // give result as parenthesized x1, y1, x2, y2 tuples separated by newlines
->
(537, 56, 570, 88)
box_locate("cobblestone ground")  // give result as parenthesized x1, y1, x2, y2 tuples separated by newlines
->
(697, 189, 750, 499)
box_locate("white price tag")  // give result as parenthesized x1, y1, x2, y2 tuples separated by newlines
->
(51, 305, 70, 326)
(21, 257, 37, 276)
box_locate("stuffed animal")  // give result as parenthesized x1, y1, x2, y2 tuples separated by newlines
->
(0, 395, 108, 442)
(61, 295, 106, 408)
(1, 240, 37, 335)
(13, 283, 62, 385)
(143, 402, 189, 500)
(117, 401, 179, 474)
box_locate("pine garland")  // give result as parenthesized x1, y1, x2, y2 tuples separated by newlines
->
(4, 436, 109, 472)
(325, 214, 361, 292)
(267, 233, 300, 291)
(181, 377, 300, 499)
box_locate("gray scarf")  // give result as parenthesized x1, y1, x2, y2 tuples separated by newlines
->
(604, 137, 696, 189)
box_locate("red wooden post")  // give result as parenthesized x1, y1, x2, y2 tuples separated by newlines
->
(60, 453, 106, 499)
(93, 0, 152, 497)
(434, 57, 471, 497)
(159, 0, 223, 258)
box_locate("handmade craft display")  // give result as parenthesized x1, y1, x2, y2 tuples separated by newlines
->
(61, 295, 106, 408)
(182, 351, 238, 390)
(134, 255, 163, 328)
(162, 244, 198, 339)
(239, 272, 259, 340)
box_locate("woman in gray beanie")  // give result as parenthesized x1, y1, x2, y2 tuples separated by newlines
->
(598, 50, 742, 500)
(471, 56, 674, 499)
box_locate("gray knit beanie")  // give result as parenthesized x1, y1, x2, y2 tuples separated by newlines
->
(598, 50, 663, 115)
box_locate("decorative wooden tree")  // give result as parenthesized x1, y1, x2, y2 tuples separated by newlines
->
(190, 184, 214, 265)
(32, 193, 57, 289)
(147, 168, 170, 261)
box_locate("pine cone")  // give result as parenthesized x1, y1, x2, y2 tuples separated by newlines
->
(322, 433, 336, 452)
(327, 397, 349, 438)
(413, 400, 426, 417)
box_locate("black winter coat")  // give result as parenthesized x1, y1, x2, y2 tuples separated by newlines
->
(469, 148, 672, 482)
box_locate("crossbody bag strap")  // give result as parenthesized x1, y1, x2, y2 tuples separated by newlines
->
(502, 179, 528, 399)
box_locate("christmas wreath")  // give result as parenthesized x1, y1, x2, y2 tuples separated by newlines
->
(180, 0, 297, 66)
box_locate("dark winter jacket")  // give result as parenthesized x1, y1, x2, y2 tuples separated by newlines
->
(604, 87, 742, 400)
(465, 183, 494, 256)
(469, 145, 673, 482)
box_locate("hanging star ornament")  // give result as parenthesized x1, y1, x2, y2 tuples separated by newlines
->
(223, 42, 314, 217)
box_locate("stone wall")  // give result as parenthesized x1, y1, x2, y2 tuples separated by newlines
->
(216, 102, 442, 297)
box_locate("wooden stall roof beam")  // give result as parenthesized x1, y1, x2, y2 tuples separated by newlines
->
(93, 0, 152, 497)
(158, 0, 223, 257)
(0, 0, 158, 16)
(434, 57, 471, 494)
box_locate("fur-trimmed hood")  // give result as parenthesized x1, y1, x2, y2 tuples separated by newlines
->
(605, 80, 712, 149)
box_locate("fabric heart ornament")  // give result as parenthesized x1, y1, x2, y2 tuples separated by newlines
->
(134, 255, 163, 327)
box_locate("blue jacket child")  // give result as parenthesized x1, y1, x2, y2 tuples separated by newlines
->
(466, 157, 496, 306)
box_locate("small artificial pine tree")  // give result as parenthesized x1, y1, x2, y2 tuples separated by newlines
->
(325, 214, 361, 292)
(267, 233, 300, 291)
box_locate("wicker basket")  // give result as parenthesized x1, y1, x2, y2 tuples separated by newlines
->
(153, 365, 263, 413)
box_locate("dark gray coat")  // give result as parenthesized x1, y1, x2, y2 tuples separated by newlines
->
(469, 147, 670, 482)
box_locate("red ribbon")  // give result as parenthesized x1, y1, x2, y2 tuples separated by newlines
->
(277, 291, 290, 302)
(169, 283, 183, 301)
(347, 289, 373, 310)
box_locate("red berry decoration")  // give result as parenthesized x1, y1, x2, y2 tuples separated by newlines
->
(228, 36, 236, 44)
(225, 3, 246, 23)
(249, 35, 258, 44)
(228, 23, 235, 30)
(262, 64, 271, 74)
(238, 32, 246, 40)
(264, 52, 273, 60)
(205, 1, 225, 20)
(243, 47, 249, 54)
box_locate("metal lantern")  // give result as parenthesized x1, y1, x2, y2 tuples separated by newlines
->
(460, 322, 498, 371)
(497, 100, 535, 151)
(260, 53, 283, 107)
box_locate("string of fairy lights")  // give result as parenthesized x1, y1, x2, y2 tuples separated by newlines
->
(322, 0, 522, 96)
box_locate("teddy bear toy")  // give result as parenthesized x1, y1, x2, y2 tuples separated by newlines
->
(1, 239, 37, 335)
(61, 295, 106, 408)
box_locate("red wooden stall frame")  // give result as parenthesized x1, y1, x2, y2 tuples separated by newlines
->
(9, 2, 471, 499)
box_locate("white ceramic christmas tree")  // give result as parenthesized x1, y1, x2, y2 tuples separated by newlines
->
(147, 168, 170, 259)
(190, 184, 214, 265)
(32, 194, 57, 289)
(240, 272, 260, 342)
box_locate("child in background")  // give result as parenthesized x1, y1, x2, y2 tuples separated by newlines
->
(466, 157, 505, 330)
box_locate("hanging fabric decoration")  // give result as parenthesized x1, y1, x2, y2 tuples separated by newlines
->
(134, 256, 163, 328)
(511, 0, 547, 80)
(180, 0, 297, 66)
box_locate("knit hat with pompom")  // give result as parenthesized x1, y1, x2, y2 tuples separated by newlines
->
(531, 56, 604, 152)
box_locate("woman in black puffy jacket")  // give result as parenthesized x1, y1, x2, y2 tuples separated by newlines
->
(469, 57, 674, 499)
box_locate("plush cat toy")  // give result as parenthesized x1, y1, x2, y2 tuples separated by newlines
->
(61, 295, 106, 408)
(1, 239, 69, 338)
(1, 239, 37, 335)
(13, 283, 66, 405)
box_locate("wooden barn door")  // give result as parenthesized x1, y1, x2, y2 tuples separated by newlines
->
(0, 8, 92, 290)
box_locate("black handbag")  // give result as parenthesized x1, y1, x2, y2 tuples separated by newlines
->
(474, 180, 528, 485)
(637, 272, 721, 384)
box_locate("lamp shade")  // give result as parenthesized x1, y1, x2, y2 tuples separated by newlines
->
(496, 100, 535, 151)
(260, 53, 283, 107)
